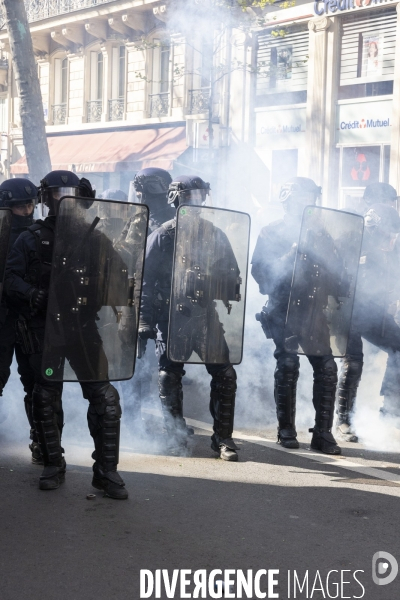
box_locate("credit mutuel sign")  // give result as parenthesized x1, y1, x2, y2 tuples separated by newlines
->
(314, 0, 395, 16)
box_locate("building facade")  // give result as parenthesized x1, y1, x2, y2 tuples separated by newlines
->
(253, 0, 400, 212)
(0, 0, 232, 196)
(0, 0, 398, 212)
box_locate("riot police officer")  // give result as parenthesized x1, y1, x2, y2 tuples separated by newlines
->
(0, 178, 40, 462)
(132, 167, 173, 233)
(122, 170, 174, 433)
(139, 175, 239, 461)
(5, 171, 128, 498)
(252, 177, 341, 455)
(336, 201, 400, 441)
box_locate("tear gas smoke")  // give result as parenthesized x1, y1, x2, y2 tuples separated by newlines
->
(0, 2, 399, 458)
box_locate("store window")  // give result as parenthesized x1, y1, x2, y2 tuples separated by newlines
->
(339, 145, 390, 212)
(256, 25, 309, 107)
(339, 8, 396, 100)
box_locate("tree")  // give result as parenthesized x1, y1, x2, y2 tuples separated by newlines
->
(1, 0, 51, 183)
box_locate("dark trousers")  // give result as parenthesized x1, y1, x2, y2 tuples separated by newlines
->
(0, 312, 35, 396)
(155, 320, 237, 441)
(339, 309, 400, 418)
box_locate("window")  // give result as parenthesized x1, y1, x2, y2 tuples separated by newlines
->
(151, 40, 170, 95)
(90, 51, 103, 101)
(339, 8, 396, 100)
(111, 46, 126, 99)
(256, 25, 309, 107)
(88, 51, 103, 122)
(0, 98, 6, 133)
(339, 144, 390, 211)
(54, 57, 68, 105)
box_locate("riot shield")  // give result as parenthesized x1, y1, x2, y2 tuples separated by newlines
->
(167, 205, 250, 365)
(42, 196, 148, 382)
(0, 208, 12, 304)
(284, 206, 364, 357)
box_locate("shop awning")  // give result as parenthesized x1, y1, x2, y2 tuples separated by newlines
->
(10, 126, 187, 174)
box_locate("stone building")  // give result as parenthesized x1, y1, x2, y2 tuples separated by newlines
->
(0, 0, 398, 212)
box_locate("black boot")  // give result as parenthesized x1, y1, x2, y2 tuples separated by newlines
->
(336, 358, 362, 443)
(87, 384, 128, 500)
(159, 370, 194, 446)
(274, 355, 300, 449)
(310, 357, 341, 455)
(209, 366, 238, 462)
(32, 385, 65, 490)
(25, 394, 43, 464)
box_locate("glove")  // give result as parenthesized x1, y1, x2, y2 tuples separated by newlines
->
(29, 288, 48, 312)
(138, 320, 157, 341)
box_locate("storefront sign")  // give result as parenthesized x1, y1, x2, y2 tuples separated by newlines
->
(337, 99, 392, 144)
(256, 107, 306, 147)
(314, 0, 396, 16)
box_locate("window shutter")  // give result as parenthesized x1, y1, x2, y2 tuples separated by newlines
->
(340, 8, 396, 86)
(257, 25, 309, 96)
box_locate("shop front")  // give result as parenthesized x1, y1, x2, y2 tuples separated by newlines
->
(255, 105, 307, 204)
(336, 97, 392, 212)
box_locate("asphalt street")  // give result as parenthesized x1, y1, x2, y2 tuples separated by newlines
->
(1, 375, 400, 600)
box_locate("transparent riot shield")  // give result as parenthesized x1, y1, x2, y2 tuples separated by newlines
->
(42, 197, 148, 382)
(284, 206, 364, 357)
(167, 205, 250, 365)
(0, 208, 12, 303)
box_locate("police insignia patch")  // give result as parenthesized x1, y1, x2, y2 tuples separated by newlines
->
(61, 175, 68, 184)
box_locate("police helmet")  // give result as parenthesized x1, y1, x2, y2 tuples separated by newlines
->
(279, 177, 322, 205)
(133, 168, 172, 201)
(0, 178, 38, 208)
(363, 182, 398, 207)
(40, 170, 95, 213)
(167, 175, 211, 207)
(98, 188, 128, 201)
(364, 203, 400, 234)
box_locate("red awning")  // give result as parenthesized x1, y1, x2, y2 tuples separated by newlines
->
(10, 126, 187, 174)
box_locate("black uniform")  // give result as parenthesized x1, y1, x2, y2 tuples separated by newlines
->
(0, 215, 35, 398)
(141, 217, 237, 450)
(121, 170, 174, 429)
(252, 214, 339, 447)
(5, 173, 128, 498)
(337, 209, 400, 429)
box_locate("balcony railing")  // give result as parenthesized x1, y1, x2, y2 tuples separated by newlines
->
(87, 100, 102, 123)
(188, 87, 211, 114)
(52, 103, 67, 125)
(108, 98, 124, 121)
(149, 92, 169, 118)
(0, 0, 117, 29)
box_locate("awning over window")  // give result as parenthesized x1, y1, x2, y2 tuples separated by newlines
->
(10, 126, 187, 174)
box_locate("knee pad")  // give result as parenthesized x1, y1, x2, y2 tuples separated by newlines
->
(159, 370, 183, 395)
(275, 355, 300, 383)
(211, 365, 237, 394)
(340, 358, 363, 387)
(312, 357, 338, 387)
(87, 384, 121, 420)
(32, 384, 62, 413)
